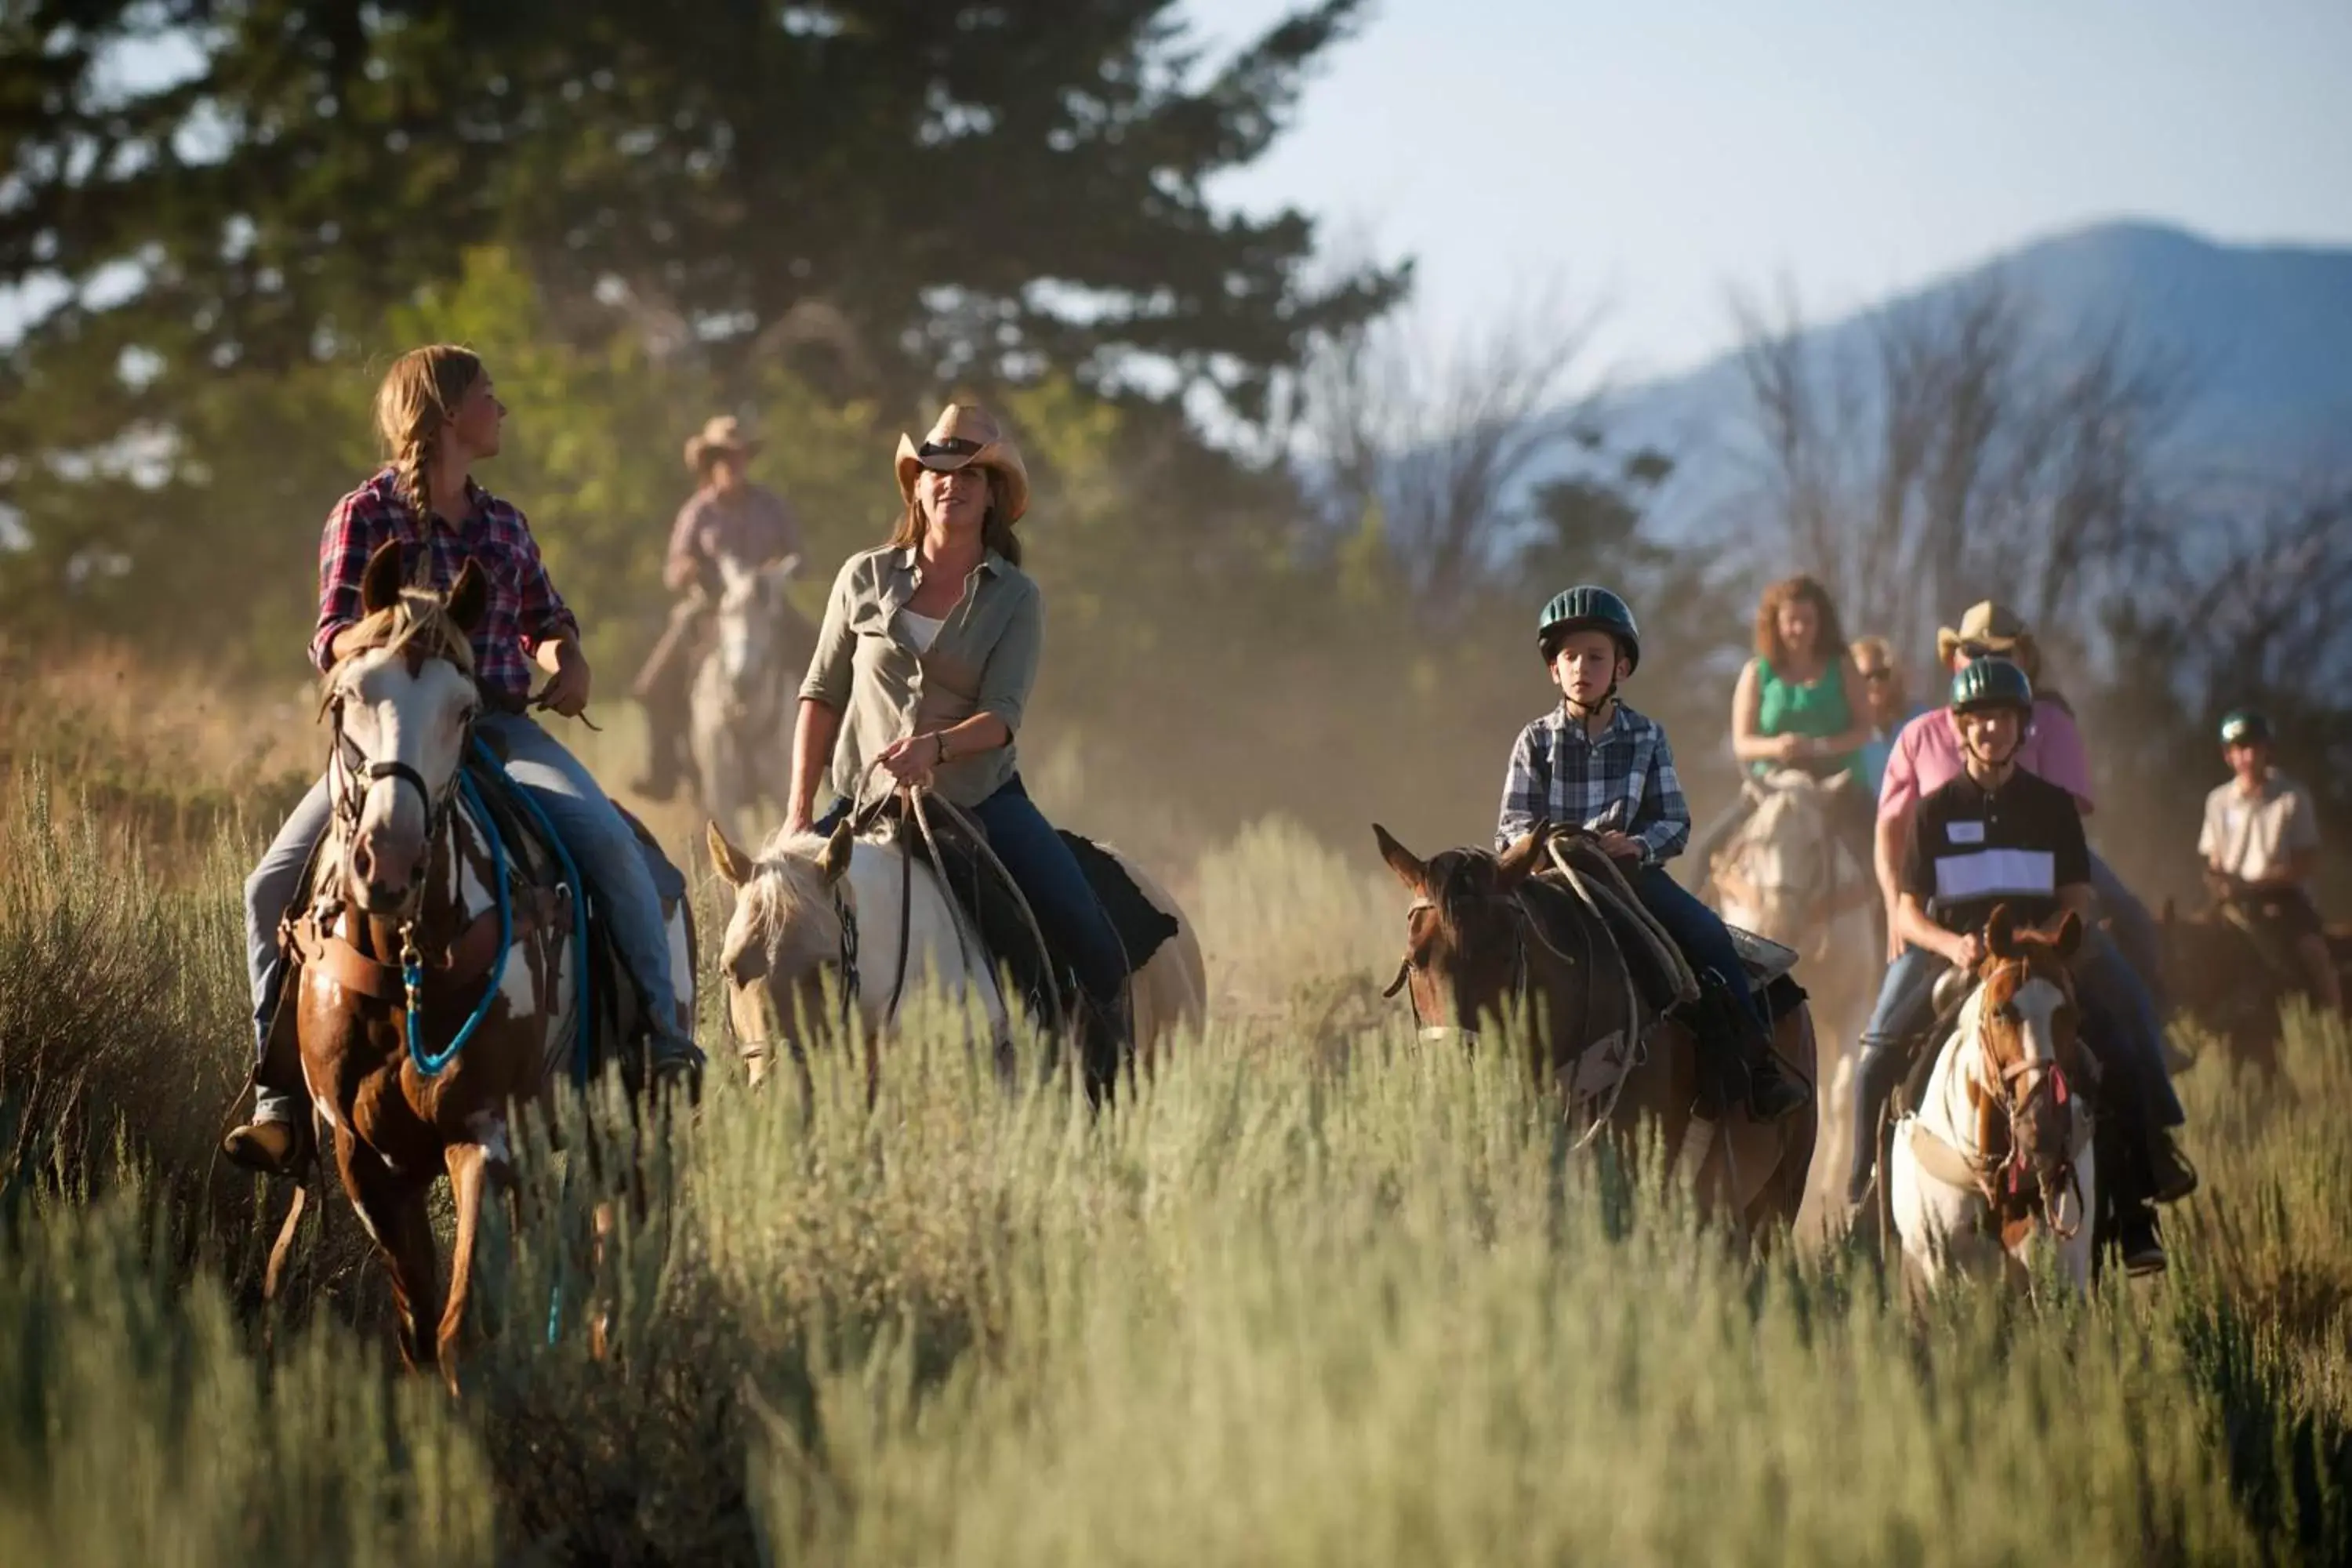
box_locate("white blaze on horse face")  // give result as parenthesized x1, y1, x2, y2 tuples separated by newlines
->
(2008, 975, 2067, 1070)
(339, 650, 478, 906)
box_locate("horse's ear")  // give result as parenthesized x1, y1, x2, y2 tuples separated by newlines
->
(1374, 824, 1426, 893)
(1823, 771, 1853, 796)
(446, 558, 488, 634)
(359, 539, 405, 615)
(2052, 909, 2084, 960)
(707, 822, 754, 887)
(821, 818, 855, 884)
(1984, 903, 2018, 959)
(1497, 821, 1551, 887)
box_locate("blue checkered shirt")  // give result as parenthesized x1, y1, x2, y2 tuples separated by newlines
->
(1494, 702, 1691, 866)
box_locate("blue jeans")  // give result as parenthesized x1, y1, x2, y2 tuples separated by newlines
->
(1861, 946, 1944, 1051)
(244, 712, 689, 1125)
(1631, 864, 1759, 1024)
(971, 777, 1128, 1007)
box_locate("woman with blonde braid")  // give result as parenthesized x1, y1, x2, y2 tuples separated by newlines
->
(221, 346, 702, 1174)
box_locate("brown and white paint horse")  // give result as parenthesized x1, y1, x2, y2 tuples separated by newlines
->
(1886, 906, 2096, 1293)
(1374, 821, 1817, 1240)
(281, 542, 691, 1383)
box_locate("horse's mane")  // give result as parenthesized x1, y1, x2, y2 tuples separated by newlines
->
(335, 587, 477, 680)
(739, 826, 847, 964)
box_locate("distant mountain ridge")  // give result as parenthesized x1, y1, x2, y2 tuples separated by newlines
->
(1604, 220, 2352, 536)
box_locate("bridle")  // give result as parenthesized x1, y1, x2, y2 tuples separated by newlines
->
(1973, 954, 2085, 1234)
(325, 681, 477, 896)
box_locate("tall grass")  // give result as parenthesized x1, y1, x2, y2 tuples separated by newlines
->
(2, 749, 2348, 1564)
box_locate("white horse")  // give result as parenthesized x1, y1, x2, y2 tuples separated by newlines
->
(1887, 909, 2096, 1293)
(706, 815, 1207, 1086)
(689, 553, 814, 848)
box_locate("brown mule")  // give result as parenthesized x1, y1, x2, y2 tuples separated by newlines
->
(276, 541, 691, 1387)
(1373, 821, 1818, 1240)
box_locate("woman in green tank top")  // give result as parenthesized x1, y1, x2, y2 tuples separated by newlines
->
(1732, 575, 1869, 784)
(1684, 573, 1878, 895)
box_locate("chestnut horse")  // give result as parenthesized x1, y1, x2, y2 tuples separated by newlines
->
(1886, 907, 2096, 1292)
(1373, 822, 1817, 1240)
(279, 542, 694, 1383)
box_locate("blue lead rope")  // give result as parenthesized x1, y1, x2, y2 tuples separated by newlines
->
(401, 743, 593, 1087)
(469, 736, 593, 1087)
(403, 768, 511, 1076)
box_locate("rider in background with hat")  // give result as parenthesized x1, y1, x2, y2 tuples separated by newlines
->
(630, 415, 804, 800)
(2201, 710, 2343, 1015)
(1497, 586, 1813, 1123)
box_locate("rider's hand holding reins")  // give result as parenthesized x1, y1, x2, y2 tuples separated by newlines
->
(534, 636, 593, 717)
(876, 731, 942, 791)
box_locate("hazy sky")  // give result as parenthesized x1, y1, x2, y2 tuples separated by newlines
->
(1190, 0, 2352, 376)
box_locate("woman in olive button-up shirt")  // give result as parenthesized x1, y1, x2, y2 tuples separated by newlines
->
(786, 404, 1130, 1033)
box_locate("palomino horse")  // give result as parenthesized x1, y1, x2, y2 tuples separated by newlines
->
(2158, 895, 2350, 1075)
(1700, 768, 1874, 1227)
(1886, 907, 2096, 1293)
(284, 543, 694, 1383)
(690, 553, 816, 846)
(706, 814, 1206, 1088)
(1373, 821, 1817, 1240)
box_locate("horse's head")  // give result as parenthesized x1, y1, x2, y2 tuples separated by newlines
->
(713, 553, 801, 715)
(709, 816, 855, 1068)
(1374, 822, 1552, 1040)
(1719, 771, 1851, 946)
(325, 541, 488, 915)
(1970, 904, 2086, 1189)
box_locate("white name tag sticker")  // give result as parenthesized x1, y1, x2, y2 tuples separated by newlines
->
(1948, 821, 1987, 844)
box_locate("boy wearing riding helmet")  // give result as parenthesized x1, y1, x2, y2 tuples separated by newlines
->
(2201, 710, 2343, 1014)
(1497, 586, 1811, 1122)
(1877, 600, 2163, 994)
(1853, 659, 2183, 1272)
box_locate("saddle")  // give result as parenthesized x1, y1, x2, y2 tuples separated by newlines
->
(867, 797, 1177, 1040)
(1522, 843, 1806, 1120)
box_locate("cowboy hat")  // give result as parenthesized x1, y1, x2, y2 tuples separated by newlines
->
(1936, 599, 2039, 670)
(894, 403, 1029, 523)
(684, 415, 760, 471)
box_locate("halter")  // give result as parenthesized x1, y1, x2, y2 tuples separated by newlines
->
(1387, 893, 1529, 1044)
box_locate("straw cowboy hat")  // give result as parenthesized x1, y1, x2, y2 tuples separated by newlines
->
(895, 403, 1029, 523)
(1936, 599, 2042, 675)
(684, 415, 760, 471)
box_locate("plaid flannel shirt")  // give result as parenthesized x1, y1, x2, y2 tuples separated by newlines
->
(309, 469, 579, 699)
(1494, 702, 1691, 866)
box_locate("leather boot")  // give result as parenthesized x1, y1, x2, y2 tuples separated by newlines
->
(1738, 1000, 1811, 1123)
(223, 1119, 307, 1176)
(1846, 1036, 1906, 1206)
(2147, 1128, 2199, 1205)
(223, 992, 310, 1175)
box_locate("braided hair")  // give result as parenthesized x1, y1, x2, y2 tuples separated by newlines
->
(373, 346, 483, 568)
